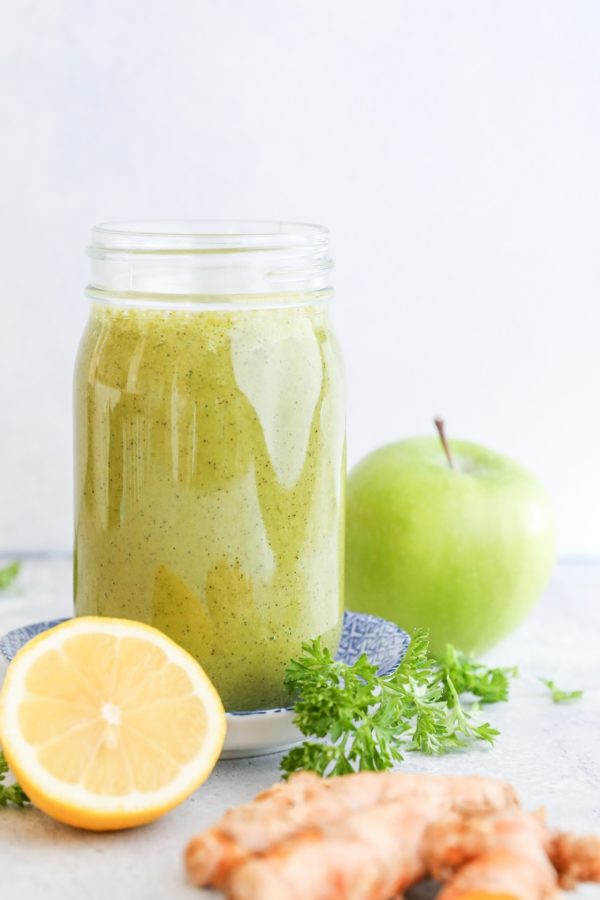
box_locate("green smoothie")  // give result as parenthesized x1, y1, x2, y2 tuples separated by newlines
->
(74, 300, 345, 710)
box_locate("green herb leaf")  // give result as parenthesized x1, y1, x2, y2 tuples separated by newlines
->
(438, 644, 518, 703)
(540, 678, 583, 704)
(280, 630, 506, 778)
(0, 561, 20, 590)
(0, 752, 29, 807)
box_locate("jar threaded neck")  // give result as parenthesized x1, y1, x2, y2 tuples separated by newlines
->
(88, 219, 333, 304)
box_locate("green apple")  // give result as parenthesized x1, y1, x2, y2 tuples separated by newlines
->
(345, 425, 556, 655)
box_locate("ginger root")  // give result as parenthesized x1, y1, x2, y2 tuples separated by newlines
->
(186, 772, 518, 889)
(184, 772, 600, 900)
(227, 800, 430, 900)
(550, 832, 600, 888)
(424, 809, 557, 900)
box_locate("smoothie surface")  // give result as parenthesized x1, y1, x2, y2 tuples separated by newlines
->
(74, 301, 345, 710)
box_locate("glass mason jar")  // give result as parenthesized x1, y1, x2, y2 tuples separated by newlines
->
(74, 221, 345, 711)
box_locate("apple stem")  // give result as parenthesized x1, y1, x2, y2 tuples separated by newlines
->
(434, 417, 455, 470)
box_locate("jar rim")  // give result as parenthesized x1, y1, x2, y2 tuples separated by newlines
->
(89, 219, 329, 255)
(87, 219, 333, 301)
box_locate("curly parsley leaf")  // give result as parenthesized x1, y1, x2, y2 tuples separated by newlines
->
(0, 561, 20, 590)
(281, 630, 510, 778)
(540, 678, 583, 704)
(438, 644, 518, 704)
(0, 752, 29, 807)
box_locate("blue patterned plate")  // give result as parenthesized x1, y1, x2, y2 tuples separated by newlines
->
(0, 611, 409, 759)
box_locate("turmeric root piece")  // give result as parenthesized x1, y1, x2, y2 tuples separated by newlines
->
(424, 808, 600, 900)
(227, 800, 431, 900)
(185, 772, 519, 888)
(445, 893, 522, 900)
(550, 832, 600, 888)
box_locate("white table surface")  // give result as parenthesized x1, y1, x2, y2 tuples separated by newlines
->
(0, 557, 598, 899)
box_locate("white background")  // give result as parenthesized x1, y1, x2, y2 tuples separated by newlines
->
(1, 0, 599, 556)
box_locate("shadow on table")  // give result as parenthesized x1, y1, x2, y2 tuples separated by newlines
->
(406, 881, 440, 900)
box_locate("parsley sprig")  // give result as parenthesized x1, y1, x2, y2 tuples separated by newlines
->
(439, 644, 518, 703)
(0, 752, 29, 807)
(0, 561, 20, 590)
(540, 678, 583, 704)
(281, 630, 515, 778)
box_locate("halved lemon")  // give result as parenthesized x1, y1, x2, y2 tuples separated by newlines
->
(0, 617, 226, 830)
